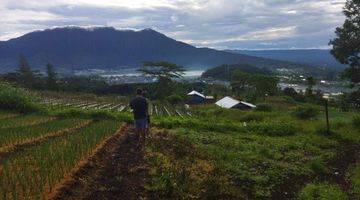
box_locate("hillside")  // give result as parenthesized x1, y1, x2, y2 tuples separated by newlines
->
(228, 49, 346, 70)
(0, 27, 312, 73)
(201, 63, 271, 80)
(0, 82, 359, 199)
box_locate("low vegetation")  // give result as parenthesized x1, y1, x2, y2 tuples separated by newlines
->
(298, 183, 348, 200)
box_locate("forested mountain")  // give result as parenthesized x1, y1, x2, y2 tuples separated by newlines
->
(0, 27, 311, 73)
(227, 49, 346, 69)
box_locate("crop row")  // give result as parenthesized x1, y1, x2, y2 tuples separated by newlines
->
(0, 120, 122, 200)
(0, 111, 19, 120)
(0, 115, 55, 129)
(0, 118, 89, 148)
(42, 98, 192, 117)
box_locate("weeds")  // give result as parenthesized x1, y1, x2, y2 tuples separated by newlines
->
(298, 183, 348, 200)
(0, 82, 43, 113)
(293, 106, 319, 120)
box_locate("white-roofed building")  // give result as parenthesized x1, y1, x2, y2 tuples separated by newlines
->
(215, 96, 256, 109)
(187, 90, 205, 98)
(187, 90, 206, 104)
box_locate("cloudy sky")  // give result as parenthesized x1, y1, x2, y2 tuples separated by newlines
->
(0, 0, 346, 50)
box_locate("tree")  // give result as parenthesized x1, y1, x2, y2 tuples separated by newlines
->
(231, 70, 251, 96)
(305, 76, 316, 96)
(16, 54, 38, 88)
(46, 63, 58, 90)
(138, 61, 185, 99)
(329, 0, 360, 87)
(230, 70, 278, 99)
(249, 74, 279, 97)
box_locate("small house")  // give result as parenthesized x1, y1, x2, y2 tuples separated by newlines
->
(205, 96, 216, 104)
(215, 96, 256, 110)
(187, 90, 205, 104)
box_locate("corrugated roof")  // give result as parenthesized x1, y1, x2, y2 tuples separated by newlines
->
(215, 96, 257, 109)
(240, 101, 257, 108)
(215, 96, 240, 109)
(187, 90, 205, 98)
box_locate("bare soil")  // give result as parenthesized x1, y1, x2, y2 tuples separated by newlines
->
(50, 124, 150, 200)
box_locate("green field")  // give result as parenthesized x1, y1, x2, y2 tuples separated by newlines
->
(0, 87, 359, 199)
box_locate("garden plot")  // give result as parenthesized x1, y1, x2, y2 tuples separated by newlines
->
(0, 117, 121, 200)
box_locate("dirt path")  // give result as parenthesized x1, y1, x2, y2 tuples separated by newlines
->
(50, 124, 149, 200)
(271, 141, 360, 200)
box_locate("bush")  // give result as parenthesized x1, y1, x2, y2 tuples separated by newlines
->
(314, 125, 335, 136)
(293, 106, 319, 120)
(353, 115, 360, 128)
(309, 157, 327, 174)
(166, 95, 184, 105)
(248, 121, 297, 136)
(240, 113, 264, 122)
(298, 183, 348, 200)
(255, 104, 272, 112)
(0, 82, 42, 113)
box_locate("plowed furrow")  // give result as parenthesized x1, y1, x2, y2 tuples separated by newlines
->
(50, 124, 149, 200)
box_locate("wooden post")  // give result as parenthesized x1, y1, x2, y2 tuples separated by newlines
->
(325, 100, 330, 134)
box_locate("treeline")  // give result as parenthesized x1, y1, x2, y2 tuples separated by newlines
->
(201, 63, 271, 80)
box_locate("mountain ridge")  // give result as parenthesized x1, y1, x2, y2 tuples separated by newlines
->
(227, 49, 346, 70)
(0, 26, 316, 73)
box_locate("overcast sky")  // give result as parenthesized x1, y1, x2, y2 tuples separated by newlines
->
(0, 0, 346, 50)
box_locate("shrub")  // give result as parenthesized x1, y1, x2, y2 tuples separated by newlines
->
(240, 113, 264, 122)
(298, 183, 348, 200)
(293, 106, 319, 120)
(248, 121, 297, 136)
(314, 124, 335, 136)
(0, 82, 42, 113)
(166, 95, 184, 105)
(309, 157, 327, 174)
(255, 104, 272, 112)
(353, 115, 360, 128)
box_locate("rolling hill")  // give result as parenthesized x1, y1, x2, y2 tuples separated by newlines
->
(0, 27, 312, 73)
(227, 49, 346, 70)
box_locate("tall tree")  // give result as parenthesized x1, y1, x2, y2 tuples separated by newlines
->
(138, 61, 185, 99)
(231, 70, 251, 96)
(329, 0, 360, 87)
(17, 54, 36, 87)
(305, 76, 317, 98)
(46, 63, 58, 90)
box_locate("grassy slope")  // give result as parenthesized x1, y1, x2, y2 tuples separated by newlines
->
(146, 97, 359, 199)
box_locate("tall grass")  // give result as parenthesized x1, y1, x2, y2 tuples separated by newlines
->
(0, 82, 43, 113)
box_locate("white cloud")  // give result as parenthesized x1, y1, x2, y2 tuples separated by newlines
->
(0, 0, 347, 49)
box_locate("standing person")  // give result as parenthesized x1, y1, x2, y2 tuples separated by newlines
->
(129, 89, 149, 148)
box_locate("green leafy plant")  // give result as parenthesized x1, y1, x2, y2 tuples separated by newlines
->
(298, 183, 348, 200)
(352, 115, 360, 128)
(248, 121, 297, 136)
(0, 82, 43, 113)
(255, 104, 272, 112)
(293, 106, 319, 120)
